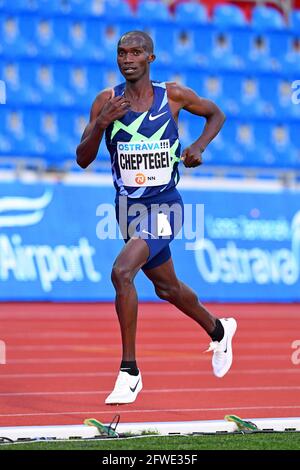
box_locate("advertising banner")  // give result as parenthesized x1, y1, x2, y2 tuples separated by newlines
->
(0, 180, 299, 301)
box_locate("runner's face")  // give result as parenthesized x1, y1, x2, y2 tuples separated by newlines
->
(117, 38, 152, 81)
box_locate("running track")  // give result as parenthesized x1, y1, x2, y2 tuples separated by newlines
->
(0, 302, 299, 427)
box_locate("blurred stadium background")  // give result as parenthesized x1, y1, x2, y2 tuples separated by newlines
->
(0, 0, 300, 302)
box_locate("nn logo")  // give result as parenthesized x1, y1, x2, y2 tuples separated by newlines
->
(0, 80, 6, 104)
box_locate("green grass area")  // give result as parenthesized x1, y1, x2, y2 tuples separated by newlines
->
(0, 433, 299, 450)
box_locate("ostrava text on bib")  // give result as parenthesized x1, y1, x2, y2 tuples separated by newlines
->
(117, 139, 172, 187)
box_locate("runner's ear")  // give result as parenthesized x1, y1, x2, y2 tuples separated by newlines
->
(148, 54, 156, 63)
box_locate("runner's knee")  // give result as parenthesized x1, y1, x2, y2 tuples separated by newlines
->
(111, 264, 133, 290)
(155, 282, 180, 303)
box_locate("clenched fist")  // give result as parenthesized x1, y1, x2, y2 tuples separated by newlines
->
(181, 143, 204, 168)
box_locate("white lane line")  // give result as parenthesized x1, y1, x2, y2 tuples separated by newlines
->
(2, 356, 293, 365)
(0, 386, 299, 397)
(4, 343, 291, 351)
(0, 368, 298, 379)
(1, 405, 300, 418)
(1, 355, 291, 363)
(1, 331, 294, 339)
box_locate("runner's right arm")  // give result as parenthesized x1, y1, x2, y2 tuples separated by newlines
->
(76, 90, 131, 169)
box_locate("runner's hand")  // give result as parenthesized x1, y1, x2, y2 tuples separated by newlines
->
(96, 96, 131, 129)
(181, 144, 203, 168)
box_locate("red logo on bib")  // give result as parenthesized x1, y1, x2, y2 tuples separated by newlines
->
(135, 173, 147, 185)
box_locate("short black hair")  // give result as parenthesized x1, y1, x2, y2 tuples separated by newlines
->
(117, 30, 154, 54)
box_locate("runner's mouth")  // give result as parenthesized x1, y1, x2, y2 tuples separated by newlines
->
(123, 67, 137, 73)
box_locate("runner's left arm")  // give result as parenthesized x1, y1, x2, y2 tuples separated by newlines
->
(168, 84, 226, 168)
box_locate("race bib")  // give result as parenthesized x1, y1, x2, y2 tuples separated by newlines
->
(117, 140, 172, 187)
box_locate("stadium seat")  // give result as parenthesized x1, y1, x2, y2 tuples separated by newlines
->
(201, 74, 228, 112)
(52, 0, 105, 17)
(0, 0, 38, 13)
(275, 78, 295, 118)
(252, 6, 286, 30)
(32, 63, 68, 106)
(150, 65, 172, 83)
(221, 74, 242, 116)
(137, 1, 170, 22)
(62, 111, 89, 145)
(172, 29, 199, 66)
(25, 17, 67, 60)
(233, 121, 267, 166)
(38, 110, 74, 159)
(290, 9, 300, 31)
(0, 107, 12, 154)
(268, 31, 290, 72)
(210, 31, 243, 70)
(257, 75, 278, 118)
(213, 4, 247, 27)
(236, 76, 266, 118)
(270, 123, 298, 167)
(102, 66, 123, 89)
(35, 0, 63, 14)
(104, 0, 133, 21)
(4, 109, 42, 156)
(247, 33, 278, 71)
(193, 27, 215, 67)
(0, 62, 22, 104)
(140, 24, 173, 64)
(175, 1, 208, 25)
(64, 18, 100, 61)
(68, 63, 102, 105)
(253, 121, 297, 167)
(283, 36, 300, 73)
(290, 123, 300, 167)
(0, 15, 28, 58)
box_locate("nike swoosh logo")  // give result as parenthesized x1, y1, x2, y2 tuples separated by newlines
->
(130, 379, 140, 393)
(149, 111, 168, 121)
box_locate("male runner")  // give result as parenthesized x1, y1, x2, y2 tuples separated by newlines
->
(76, 31, 237, 405)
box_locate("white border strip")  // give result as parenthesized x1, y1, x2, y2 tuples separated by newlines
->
(0, 418, 300, 441)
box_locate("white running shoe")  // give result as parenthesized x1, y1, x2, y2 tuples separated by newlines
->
(105, 370, 143, 405)
(206, 318, 237, 378)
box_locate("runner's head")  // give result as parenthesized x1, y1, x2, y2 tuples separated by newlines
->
(117, 31, 156, 82)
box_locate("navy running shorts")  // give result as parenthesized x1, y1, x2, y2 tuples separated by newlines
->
(115, 188, 184, 270)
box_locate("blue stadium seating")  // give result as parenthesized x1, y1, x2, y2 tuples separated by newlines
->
(175, 1, 208, 25)
(0, 15, 29, 58)
(213, 4, 247, 27)
(252, 6, 286, 30)
(104, 0, 133, 21)
(137, 1, 170, 23)
(290, 9, 300, 31)
(0, 1, 298, 171)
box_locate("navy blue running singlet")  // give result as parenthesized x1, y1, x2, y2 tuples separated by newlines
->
(105, 81, 181, 199)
